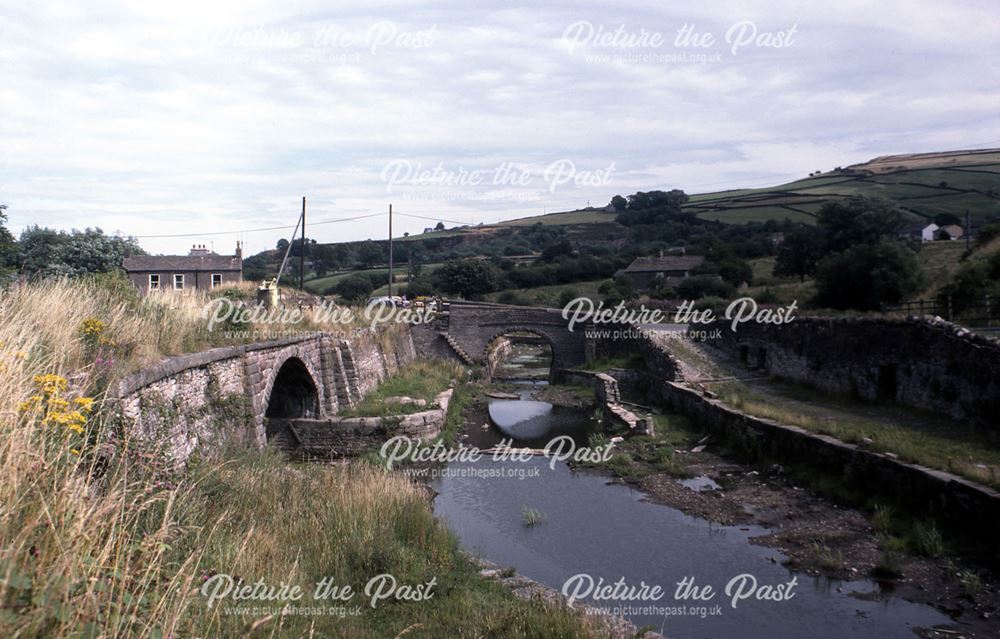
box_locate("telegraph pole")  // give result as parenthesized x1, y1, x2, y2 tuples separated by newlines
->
(388, 203, 394, 298)
(299, 196, 306, 290)
(966, 209, 971, 252)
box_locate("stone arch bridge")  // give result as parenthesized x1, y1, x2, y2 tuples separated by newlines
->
(412, 301, 593, 371)
(112, 302, 620, 463)
(112, 328, 415, 464)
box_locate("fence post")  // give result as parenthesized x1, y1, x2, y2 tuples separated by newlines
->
(948, 295, 953, 321)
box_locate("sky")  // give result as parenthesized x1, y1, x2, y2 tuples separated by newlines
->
(2, 0, 998, 255)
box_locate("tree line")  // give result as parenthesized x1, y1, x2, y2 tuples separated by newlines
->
(0, 208, 143, 280)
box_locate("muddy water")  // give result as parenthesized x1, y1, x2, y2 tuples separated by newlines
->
(432, 394, 952, 639)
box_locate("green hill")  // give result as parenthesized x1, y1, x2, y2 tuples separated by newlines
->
(685, 148, 1000, 225)
(431, 148, 1000, 229)
(247, 148, 1000, 296)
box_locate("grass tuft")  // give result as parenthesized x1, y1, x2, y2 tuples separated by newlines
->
(521, 507, 546, 527)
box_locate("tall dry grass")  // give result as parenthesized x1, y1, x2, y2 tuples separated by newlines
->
(0, 277, 220, 636)
(0, 277, 599, 637)
(0, 276, 385, 636)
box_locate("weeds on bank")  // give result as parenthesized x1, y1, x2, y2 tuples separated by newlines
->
(577, 413, 698, 479)
(959, 570, 983, 597)
(811, 542, 845, 572)
(340, 360, 465, 418)
(912, 521, 945, 557)
(714, 381, 1000, 491)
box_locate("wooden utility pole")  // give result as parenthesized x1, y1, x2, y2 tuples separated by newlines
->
(966, 209, 971, 252)
(388, 203, 394, 297)
(299, 197, 306, 290)
(275, 202, 303, 287)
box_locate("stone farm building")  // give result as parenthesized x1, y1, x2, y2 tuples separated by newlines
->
(622, 255, 705, 291)
(937, 224, 965, 241)
(123, 243, 243, 293)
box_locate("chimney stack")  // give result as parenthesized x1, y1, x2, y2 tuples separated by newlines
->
(235, 241, 243, 259)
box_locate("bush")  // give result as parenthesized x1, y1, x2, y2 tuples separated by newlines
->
(976, 223, 1000, 246)
(990, 252, 1000, 280)
(558, 288, 579, 308)
(814, 241, 925, 310)
(676, 275, 734, 300)
(329, 275, 376, 302)
(434, 259, 501, 298)
(404, 275, 436, 297)
(936, 264, 994, 314)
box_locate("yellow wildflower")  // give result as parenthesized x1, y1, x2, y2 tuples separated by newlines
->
(34, 374, 69, 396)
(79, 318, 107, 341)
(74, 397, 95, 414)
(22, 374, 95, 438)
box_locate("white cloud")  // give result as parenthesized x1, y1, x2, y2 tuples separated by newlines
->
(1, 1, 998, 254)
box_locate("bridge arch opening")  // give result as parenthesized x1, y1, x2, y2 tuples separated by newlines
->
(485, 329, 554, 382)
(265, 357, 320, 419)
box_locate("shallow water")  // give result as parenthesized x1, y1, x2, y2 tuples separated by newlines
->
(433, 397, 952, 638)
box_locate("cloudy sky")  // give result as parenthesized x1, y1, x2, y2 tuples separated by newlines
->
(2, 1, 998, 255)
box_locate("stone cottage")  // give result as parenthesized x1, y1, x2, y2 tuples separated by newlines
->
(123, 243, 243, 293)
(622, 255, 705, 291)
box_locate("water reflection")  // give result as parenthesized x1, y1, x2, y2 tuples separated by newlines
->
(434, 397, 952, 639)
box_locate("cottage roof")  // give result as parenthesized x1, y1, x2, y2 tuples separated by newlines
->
(624, 255, 705, 273)
(123, 254, 242, 272)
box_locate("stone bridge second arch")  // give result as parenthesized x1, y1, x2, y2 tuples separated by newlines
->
(443, 302, 588, 370)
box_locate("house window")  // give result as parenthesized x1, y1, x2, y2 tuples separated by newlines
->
(211, 273, 222, 288)
(173, 274, 184, 290)
(149, 274, 160, 290)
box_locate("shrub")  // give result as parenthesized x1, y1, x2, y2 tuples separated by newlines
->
(330, 274, 377, 301)
(434, 259, 501, 298)
(558, 288, 579, 308)
(976, 223, 1000, 246)
(935, 264, 994, 314)
(814, 241, 925, 310)
(676, 275, 734, 300)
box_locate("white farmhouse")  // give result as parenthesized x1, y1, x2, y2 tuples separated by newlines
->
(921, 223, 939, 242)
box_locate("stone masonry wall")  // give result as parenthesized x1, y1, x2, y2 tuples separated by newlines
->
(651, 379, 1000, 538)
(267, 389, 453, 459)
(112, 324, 417, 464)
(443, 302, 587, 369)
(635, 325, 1000, 541)
(553, 369, 651, 434)
(709, 316, 1000, 426)
(485, 336, 514, 379)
